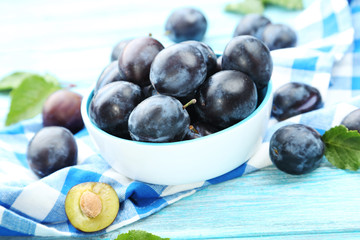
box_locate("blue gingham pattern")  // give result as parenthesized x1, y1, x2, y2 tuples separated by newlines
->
(0, 0, 359, 236)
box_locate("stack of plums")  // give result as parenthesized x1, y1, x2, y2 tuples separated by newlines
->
(89, 33, 273, 143)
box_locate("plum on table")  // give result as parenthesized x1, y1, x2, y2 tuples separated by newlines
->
(27, 126, 78, 178)
(269, 124, 325, 175)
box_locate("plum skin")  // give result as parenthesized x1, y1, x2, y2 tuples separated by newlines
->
(195, 70, 258, 130)
(128, 95, 190, 143)
(261, 23, 297, 51)
(181, 40, 218, 77)
(118, 36, 164, 87)
(272, 82, 323, 121)
(89, 81, 143, 139)
(269, 124, 325, 175)
(42, 89, 84, 134)
(94, 61, 125, 95)
(150, 43, 207, 98)
(222, 35, 273, 90)
(165, 7, 207, 43)
(341, 109, 360, 133)
(27, 126, 78, 178)
(110, 38, 133, 61)
(233, 13, 271, 39)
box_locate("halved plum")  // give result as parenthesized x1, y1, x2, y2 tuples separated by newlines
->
(65, 182, 119, 232)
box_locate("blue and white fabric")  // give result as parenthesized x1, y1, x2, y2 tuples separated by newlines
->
(0, 0, 359, 236)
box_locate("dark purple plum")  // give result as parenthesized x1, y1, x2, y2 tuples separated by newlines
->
(341, 108, 360, 133)
(269, 124, 325, 175)
(118, 36, 164, 87)
(195, 70, 258, 130)
(128, 95, 190, 143)
(272, 82, 323, 121)
(110, 38, 133, 62)
(89, 81, 143, 138)
(261, 23, 297, 50)
(181, 40, 217, 77)
(233, 13, 271, 39)
(222, 35, 273, 90)
(94, 61, 125, 95)
(150, 43, 207, 97)
(165, 7, 207, 43)
(27, 126, 78, 178)
(42, 89, 84, 134)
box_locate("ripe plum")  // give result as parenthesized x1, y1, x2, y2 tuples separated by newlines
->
(110, 38, 133, 61)
(89, 81, 143, 138)
(181, 40, 217, 77)
(150, 43, 207, 97)
(272, 82, 323, 121)
(233, 14, 271, 39)
(341, 108, 360, 133)
(27, 126, 78, 178)
(269, 124, 325, 175)
(195, 70, 258, 130)
(118, 36, 164, 87)
(128, 95, 190, 143)
(165, 7, 207, 43)
(94, 61, 125, 95)
(222, 35, 273, 90)
(42, 89, 84, 134)
(261, 23, 297, 50)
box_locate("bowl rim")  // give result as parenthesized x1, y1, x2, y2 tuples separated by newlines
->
(81, 79, 273, 146)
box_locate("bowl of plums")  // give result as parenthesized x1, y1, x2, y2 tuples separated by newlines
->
(82, 9, 276, 185)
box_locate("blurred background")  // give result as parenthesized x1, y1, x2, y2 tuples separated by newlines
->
(0, 0, 311, 86)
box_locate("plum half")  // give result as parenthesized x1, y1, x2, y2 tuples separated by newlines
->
(65, 182, 120, 232)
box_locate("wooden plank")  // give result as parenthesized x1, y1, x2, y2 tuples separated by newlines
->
(105, 163, 360, 239)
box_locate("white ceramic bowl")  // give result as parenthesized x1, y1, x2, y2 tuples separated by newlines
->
(81, 81, 273, 185)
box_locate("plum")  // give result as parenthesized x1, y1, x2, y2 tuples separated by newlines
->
(65, 182, 119, 232)
(269, 124, 324, 175)
(42, 89, 84, 134)
(89, 81, 143, 138)
(165, 7, 207, 43)
(341, 108, 360, 133)
(27, 126, 78, 178)
(222, 35, 273, 90)
(128, 95, 190, 143)
(194, 70, 258, 130)
(118, 36, 164, 87)
(272, 82, 323, 121)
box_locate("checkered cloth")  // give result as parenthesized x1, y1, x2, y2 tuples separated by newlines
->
(0, 0, 359, 236)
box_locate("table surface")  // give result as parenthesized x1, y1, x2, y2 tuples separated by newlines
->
(2, 0, 360, 239)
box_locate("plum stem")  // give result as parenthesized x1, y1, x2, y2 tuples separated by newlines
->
(189, 125, 199, 134)
(183, 99, 197, 110)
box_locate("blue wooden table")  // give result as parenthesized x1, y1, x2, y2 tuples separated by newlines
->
(1, 0, 360, 239)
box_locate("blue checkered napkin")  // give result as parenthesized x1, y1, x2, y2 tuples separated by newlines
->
(0, 0, 358, 237)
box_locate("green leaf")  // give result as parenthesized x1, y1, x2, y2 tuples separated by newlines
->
(322, 125, 360, 171)
(114, 230, 170, 240)
(5, 75, 61, 126)
(0, 72, 59, 91)
(225, 0, 265, 14)
(0, 72, 36, 91)
(263, 0, 303, 10)
(43, 73, 60, 85)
